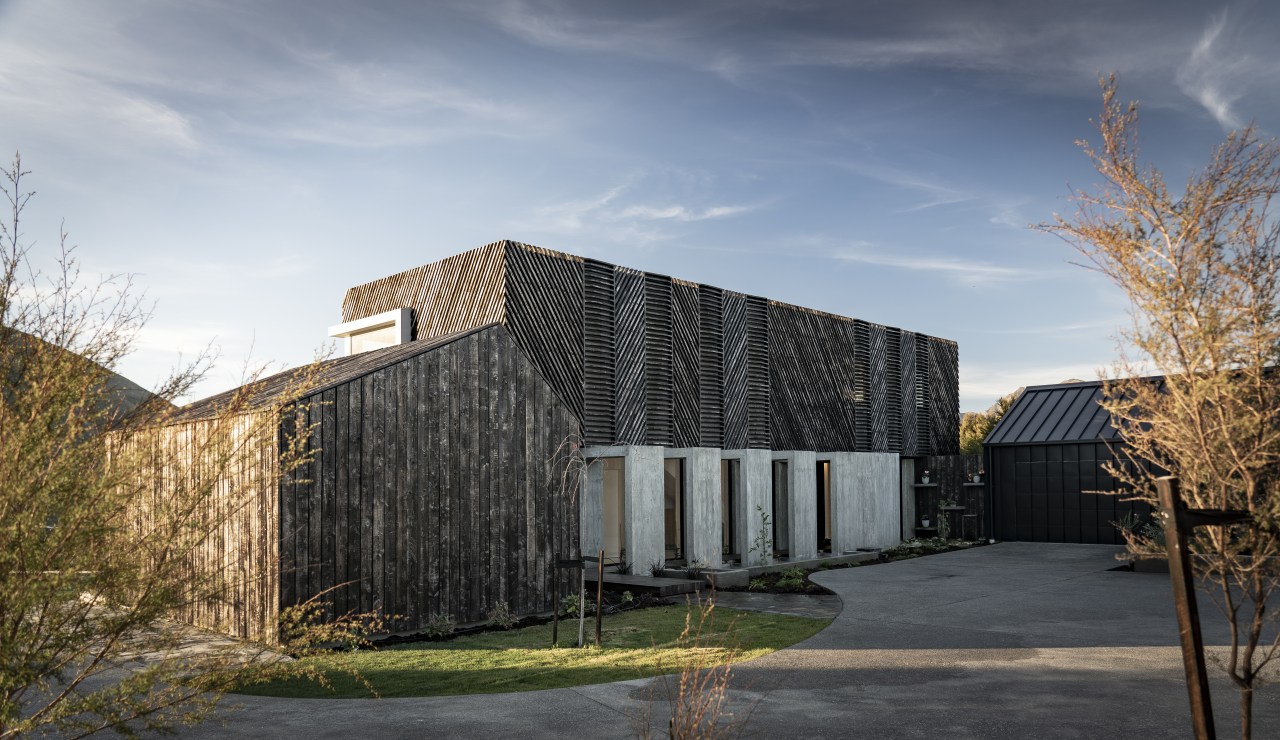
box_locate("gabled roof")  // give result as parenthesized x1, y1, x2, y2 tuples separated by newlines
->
(984, 380, 1122, 446)
(172, 324, 498, 423)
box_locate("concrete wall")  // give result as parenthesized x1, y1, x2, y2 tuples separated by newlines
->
(828, 452, 902, 552)
(773, 450, 817, 561)
(900, 457, 916, 541)
(583, 445, 665, 571)
(724, 449, 774, 566)
(581, 459, 605, 558)
(665, 448, 722, 568)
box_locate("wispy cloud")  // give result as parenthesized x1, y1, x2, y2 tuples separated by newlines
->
(833, 245, 1045, 284)
(979, 319, 1116, 336)
(1174, 11, 1255, 130)
(614, 203, 758, 222)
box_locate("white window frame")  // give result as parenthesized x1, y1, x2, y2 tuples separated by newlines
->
(327, 307, 413, 356)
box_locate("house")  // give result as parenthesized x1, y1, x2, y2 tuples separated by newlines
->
(171, 240, 959, 640)
(983, 380, 1155, 544)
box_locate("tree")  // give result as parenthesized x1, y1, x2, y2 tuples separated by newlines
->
(959, 390, 1019, 456)
(1042, 77, 1280, 739)
(0, 154, 373, 738)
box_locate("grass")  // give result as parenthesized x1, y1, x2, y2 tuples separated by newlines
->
(235, 604, 827, 699)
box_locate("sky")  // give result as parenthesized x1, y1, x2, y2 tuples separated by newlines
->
(2, 0, 1278, 412)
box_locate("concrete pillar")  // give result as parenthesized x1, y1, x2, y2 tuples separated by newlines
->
(580, 459, 604, 559)
(666, 448, 722, 569)
(773, 451, 817, 561)
(900, 457, 916, 542)
(725, 449, 773, 566)
(584, 445, 665, 573)
(830, 452, 903, 552)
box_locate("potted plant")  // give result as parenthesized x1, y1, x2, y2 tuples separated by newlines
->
(921, 516, 931, 528)
(921, 469, 931, 484)
(972, 470, 983, 483)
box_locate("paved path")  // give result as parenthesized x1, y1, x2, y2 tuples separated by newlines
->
(167, 543, 1280, 738)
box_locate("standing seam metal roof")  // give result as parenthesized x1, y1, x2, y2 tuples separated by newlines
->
(983, 381, 1123, 446)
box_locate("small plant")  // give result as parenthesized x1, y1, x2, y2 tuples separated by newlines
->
(615, 558, 631, 575)
(775, 567, 806, 590)
(622, 590, 635, 604)
(561, 593, 594, 618)
(683, 558, 709, 580)
(650, 560, 667, 578)
(425, 612, 456, 638)
(921, 469, 931, 483)
(747, 577, 768, 591)
(487, 600, 517, 630)
(747, 505, 775, 565)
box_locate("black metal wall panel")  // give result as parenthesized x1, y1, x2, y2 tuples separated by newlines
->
(900, 331, 918, 456)
(582, 260, 615, 445)
(504, 243, 585, 419)
(928, 336, 960, 455)
(671, 280, 701, 448)
(613, 267, 648, 445)
(869, 323, 888, 452)
(644, 274, 674, 446)
(698, 285, 724, 447)
(886, 327, 902, 451)
(746, 295, 771, 449)
(722, 292, 749, 449)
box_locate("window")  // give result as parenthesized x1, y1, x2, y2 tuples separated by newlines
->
(327, 307, 412, 356)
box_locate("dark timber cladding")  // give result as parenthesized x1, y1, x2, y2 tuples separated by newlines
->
(339, 240, 960, 454)
(984, 380, 1151, 544)
(280, 324, 579, 628)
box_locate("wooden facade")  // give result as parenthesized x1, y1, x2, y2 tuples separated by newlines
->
(278, 324, 579, 629)
(341, 240, 960, 455)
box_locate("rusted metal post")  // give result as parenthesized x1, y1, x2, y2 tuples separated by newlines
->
(595, 548, 605, 647)
(1158, 476, 1215, 740)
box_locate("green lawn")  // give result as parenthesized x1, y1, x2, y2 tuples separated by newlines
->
(236, 604, 827, 698)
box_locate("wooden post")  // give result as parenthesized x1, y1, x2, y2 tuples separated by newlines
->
(595, 548, 605, 647)
(552, 551, 560, 647)
(1158, 476, 1215, 740)
(577, 562, 586, 648)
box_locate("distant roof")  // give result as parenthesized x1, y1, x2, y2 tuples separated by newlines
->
(172, 324, 496, 423)
(984, 380, 1123, 446)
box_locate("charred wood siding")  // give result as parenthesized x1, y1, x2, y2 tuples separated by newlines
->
(644, 274, 674, 446)
(746, 296, 771, 449)
(504, 243, 585, 420)
(582, 260, 615, 445)
(340, 241, 506, 340)
(900, 331, 919, 456)
(698, 285, 724, 447)
(869, 324, 889, 452)
(671, 280, 701, 448)
(766, 303, 859, 452)
(885, 327, 902, 451)
(279, 325, 579, 629)
(915, 335, 932, 455)
(929, 337, 960, 456)
(722, 292, 750, 449)
(853, 320, 871, 450)
(613, 267, 647, 445)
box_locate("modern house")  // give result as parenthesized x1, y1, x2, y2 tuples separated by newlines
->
(983, 380, 1154, 544)
(172, 240, 959, 640)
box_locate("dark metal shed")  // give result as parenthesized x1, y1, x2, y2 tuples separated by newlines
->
(984, 380, 1153, 544)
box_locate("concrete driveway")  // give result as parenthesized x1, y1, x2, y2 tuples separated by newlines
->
(172, 543, 1279, 738)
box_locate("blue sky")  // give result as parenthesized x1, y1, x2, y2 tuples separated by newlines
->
(2, 0, 1277, 411)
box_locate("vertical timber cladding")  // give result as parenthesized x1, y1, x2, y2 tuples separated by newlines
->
(722, 291, 750, 449)
(340, 240, 507, 339)
(928, 336, 960, 455)
(900, 331, 920, 456)
(868, 324, 890, 452)
(671, 280, 702, 448)
(582, 259, 616, 445)
(698, 285, 725, 447)
(885, 327, 902, 451)
(853, 320, 872, 450)
(915, 332, 932, 455)
(279, 326, 580, 628)
(643, 274, 674, 446)
(503, 243, 585, 420)
(745, 296, 771, 449)
(613, 267, 648, 445)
